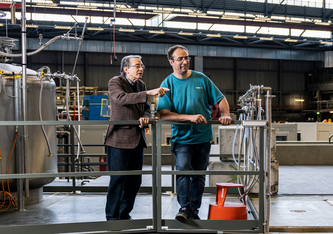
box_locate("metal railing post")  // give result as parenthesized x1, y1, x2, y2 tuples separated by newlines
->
(151, 121, 158, 230)
(329, 133, 333, 144)
(259, 126, 266, 233)
(70, 125, 76, 192)
(156, 121, 162, 231)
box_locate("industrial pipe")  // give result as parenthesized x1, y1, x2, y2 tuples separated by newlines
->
(0, 34, 83, 58)
(10, 2, 15, 24)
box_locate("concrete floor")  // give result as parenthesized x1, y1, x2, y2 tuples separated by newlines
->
(268, 165, 333, 233)
(0, 165, 333, 234)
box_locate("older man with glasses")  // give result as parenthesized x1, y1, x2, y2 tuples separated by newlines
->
(105, 55, 169, 221)
(157, 45, 231, 221)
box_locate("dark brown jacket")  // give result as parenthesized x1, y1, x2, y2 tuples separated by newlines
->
(104, 75, 151, 149)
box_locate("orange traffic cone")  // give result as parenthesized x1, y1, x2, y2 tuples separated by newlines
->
(208, 183, 247, 220)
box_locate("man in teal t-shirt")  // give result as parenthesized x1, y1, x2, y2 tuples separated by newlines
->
(157, 45, 232, 221)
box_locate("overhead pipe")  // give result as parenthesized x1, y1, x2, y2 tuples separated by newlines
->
(0, 34, 82, 58)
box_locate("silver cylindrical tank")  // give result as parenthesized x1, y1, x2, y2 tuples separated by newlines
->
(0, 63, 57, 190)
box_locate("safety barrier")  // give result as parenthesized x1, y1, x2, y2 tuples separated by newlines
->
(0, 120, 267, 234)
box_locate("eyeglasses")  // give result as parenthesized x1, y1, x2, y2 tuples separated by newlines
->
(129, 64, 146, 70)
(173, 56, 190, 62)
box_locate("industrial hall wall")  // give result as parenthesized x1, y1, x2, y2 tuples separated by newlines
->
(12, 50, 320, 121)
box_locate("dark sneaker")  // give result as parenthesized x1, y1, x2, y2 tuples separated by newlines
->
(175, 207, 190, 222)
(191, 210, 200, 220)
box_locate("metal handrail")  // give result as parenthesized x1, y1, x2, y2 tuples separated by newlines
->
(0, 120, 266, 234)
(329, 134, 333, 144)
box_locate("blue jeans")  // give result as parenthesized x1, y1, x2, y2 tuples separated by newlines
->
(105, 143, 143, 220)
(171, 141, 211, 212)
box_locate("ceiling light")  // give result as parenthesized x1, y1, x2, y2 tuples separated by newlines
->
(118, 8, 135, 12)
(285, 39, 298, 42)
(320, 41, 333, 45)
(330, 111, 333, 113)
(26, 24, 38, 28)
(149, 30, 165, 34)
(295, 99, 304, 102)
(206, 34, 221, 37)
(77, 5, 97, 9)
(87, 27, 104, 31)
(153, 10, 171, 14)
(119, 28, 135, 32)
(178, 32, 193, 36)
(36, 2, 57, 6)
(315, 21, 330, 25)
(54, 26, 72, 30)
(222, 15, 239, 19)
(260, 37, 273, 41)
(234, 35, 248, 39)
(254, 17, 267, 21)
(285, 20, 302, 23)
(188, 12, 206, 16)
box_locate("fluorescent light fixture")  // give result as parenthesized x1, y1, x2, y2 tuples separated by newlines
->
(321, 41, 333, 45)
(153, 10, 171, 14)
(254, 17, 267, 21)
(119, 8, 135, 12)
(206, 34, 221, 37)
(149, 30, 165, 34)
(234, 35, 248, 39)
(222, 15, 239, 19)
(315, 21, 330, 25)
(178, 32, 193, 36)
(295, 99, 304, 102)
(36, 2, 57, 6)
(78, 5, 97, 9)
(119, 28, 135, 32)
(285, 39, 298, 42)
(189, 12, 206, 16)
(87, 27, 104, 31)
(285, 20, 302, 23)
(260, 37, 273, 41)
(54, 26, 72, 29)
(26, 24, 38, 28)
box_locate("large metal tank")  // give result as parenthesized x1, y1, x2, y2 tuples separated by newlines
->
(0, 63, 57, 191)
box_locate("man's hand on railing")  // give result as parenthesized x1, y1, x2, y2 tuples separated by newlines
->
(218, 116, 232, 125)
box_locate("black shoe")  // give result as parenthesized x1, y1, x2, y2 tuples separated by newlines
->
(190, 210, 200, 220)
(175, 208, 190, 222)
(120, 215, 132, 220)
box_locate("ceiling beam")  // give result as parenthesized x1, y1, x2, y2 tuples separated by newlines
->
(268, 0, 286, 18)
(167, 16, 333, 31)
(0, 6, 156, 20)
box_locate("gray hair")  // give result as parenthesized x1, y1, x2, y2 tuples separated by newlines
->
(120, 55, 142, 75)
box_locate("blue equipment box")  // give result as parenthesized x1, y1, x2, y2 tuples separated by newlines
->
(82, 95, 109, 120)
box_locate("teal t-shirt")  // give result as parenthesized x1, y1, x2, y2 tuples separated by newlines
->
(156, 70, 224, 144)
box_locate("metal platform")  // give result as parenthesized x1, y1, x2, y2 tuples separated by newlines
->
(1, 166, 333, 233)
